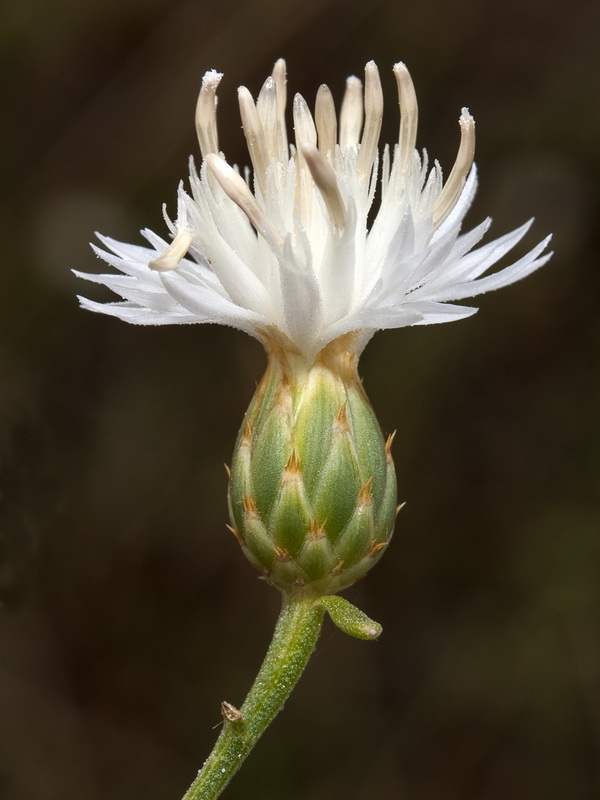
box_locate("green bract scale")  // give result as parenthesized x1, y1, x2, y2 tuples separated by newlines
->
(228, 335, 398, 596)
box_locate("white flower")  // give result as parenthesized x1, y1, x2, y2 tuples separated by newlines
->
(76, 60, 552, 362)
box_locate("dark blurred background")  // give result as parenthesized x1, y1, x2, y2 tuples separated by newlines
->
(1, 0, 599, 798)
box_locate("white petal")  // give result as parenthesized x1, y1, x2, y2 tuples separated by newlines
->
(90, 245, 150, 278)
(159, 272, 265, 336)
(409, 301, 479, 324)
(317, 200, 360, 324)
(77, 297, 199, 324)
(320, 305, 425, 345)
(280, 232, 323, 351)
(408, 218, 491, 296)
(430, 237, 552, 302)
(95, 233, 163, 265)
(443, 220, 535, 285)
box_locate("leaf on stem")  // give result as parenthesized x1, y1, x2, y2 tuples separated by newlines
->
(318, 595, 382, 640)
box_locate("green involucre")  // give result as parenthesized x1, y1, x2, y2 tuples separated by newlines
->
(228, 339, 398, 596)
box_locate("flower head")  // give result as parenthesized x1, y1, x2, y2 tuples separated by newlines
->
(76, 60, 552, 363)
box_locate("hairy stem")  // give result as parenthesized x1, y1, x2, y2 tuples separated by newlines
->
(182, 594, 325, 800)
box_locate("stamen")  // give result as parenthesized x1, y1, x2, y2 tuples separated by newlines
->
(393, 62, 418, 167)
(149, 226, 193, 271)
(293, 93, 318, 149)
(257, 76, 279, 163)
(432, 108, 476, 227)
(205, 154, 283, 250)
(237, 86, 270, 196)
(195, 70, 223, 158)
(357, 61, 383, 179)
(315, 85, 337, 158)
(271, 58, 289, 161)
(339, 75, 363, 151)
(301, 144, 347, 229)
(293, 93, 318, 218)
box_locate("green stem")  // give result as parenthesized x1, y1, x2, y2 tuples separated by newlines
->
(182, 594, 326, 800)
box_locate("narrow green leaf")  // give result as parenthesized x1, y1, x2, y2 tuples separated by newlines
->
(318, 595, 382, 640)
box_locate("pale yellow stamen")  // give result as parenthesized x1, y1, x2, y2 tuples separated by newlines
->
(393, 62, 419, 167)
(205, 154, 283, 250)
(357, 61, 383, 179)
(195, 70, 223, 158)
(293, 92, 318, 150)
(256, 76, 279, 163)
(301, 144, 347, 229)
(315, 85, 337, 158)
(149, 226, 193, 272)
(339, 75, 363, 151)
(271, 58, 288, 161)
(432, 108, 476, 227)
(293, 93, 318, 218)
(238, 86, 270, 197)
